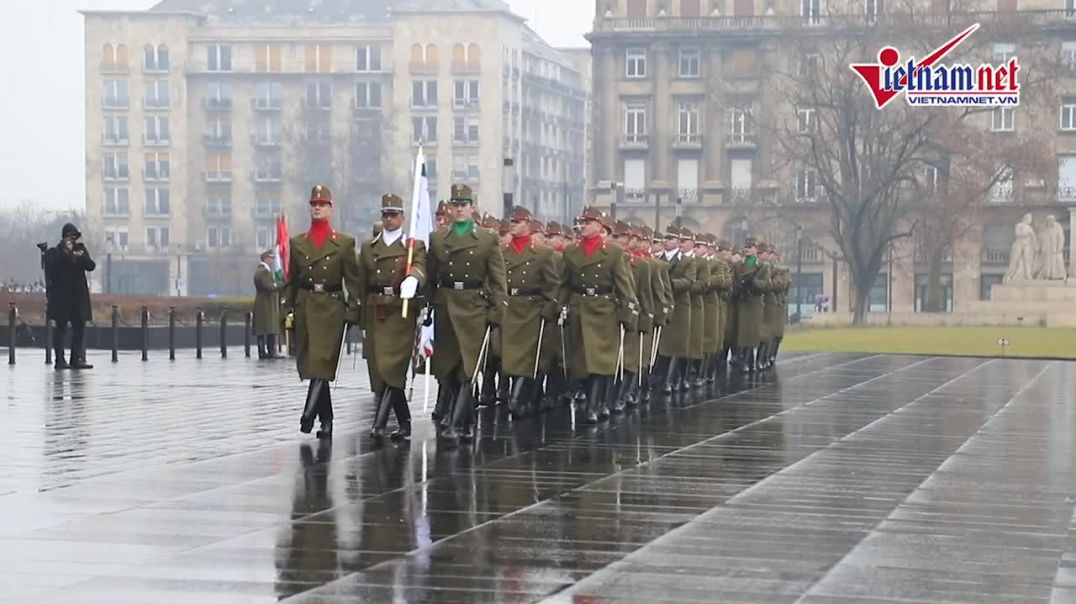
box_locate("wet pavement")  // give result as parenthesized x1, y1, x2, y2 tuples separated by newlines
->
(3, 349, 1076, 603)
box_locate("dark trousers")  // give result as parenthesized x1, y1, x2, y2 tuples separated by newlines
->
(53, 319, 86, 361)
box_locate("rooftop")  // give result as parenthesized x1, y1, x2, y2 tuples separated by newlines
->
(148, 0, 510, 23)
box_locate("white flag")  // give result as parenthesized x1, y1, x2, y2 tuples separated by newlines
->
(408, 147, 435, 360)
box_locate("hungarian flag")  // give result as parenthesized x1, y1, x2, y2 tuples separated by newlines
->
(407, 147, 435, 365)
(273, 214, 290, 282)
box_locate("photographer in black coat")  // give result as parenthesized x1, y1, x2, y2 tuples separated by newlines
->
(44, 223, 96, 369)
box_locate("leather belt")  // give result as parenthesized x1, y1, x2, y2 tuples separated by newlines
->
(572, 286, 613, 296)
(300, 282, 342, 293)
(440, 279, 484, 290)
(509, 287, 543, 296)
(369, 286, 396, 296)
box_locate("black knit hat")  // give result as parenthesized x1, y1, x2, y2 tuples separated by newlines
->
(61, 223, 81, 239)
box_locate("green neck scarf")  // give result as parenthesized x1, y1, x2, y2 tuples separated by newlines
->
(745, 255, 758, 267)
(452, 218, 474, 237)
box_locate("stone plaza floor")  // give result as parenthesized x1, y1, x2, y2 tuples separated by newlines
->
(2, 348, 1076, 603)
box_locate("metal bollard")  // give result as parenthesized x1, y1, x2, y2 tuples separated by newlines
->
(7, 303, 15, 365)
(140, 306, 149, 361)
(243, 310, 250, 357)
(111, 305, 119, 363)
(168, 307, 176, 361)
(220, 310, 228, 359)
(195, 308, 203, 360)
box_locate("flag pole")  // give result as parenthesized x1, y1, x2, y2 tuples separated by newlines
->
(402, 146, 424, 319)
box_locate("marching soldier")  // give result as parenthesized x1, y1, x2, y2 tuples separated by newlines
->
(253, 249, 283, 360)
(697, 235, 721, 383)
(284, 185, 361, 439)
(501, 207, 561, 418)
(611, 221, 653, 411)
(711, 240, 735, 376)
(772, 249, 791, 365)
(541, 222, 571, 409)
(640, 226, 670, 400)
(656, 225, 695, 394)
(733, 238, 769, 373)
(435, 200, 450, 229)
(757, 243, 779, 371)
(683, 228, 705, 389)
(559, 207, 638, 424)
(720, 241, 740, 370)
(428, 184, 508, 442)
(356, 194, 426, 441)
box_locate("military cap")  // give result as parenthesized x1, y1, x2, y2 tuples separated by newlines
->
(435, 199, 449, 216)
(680, 227, 696, 241)
(310, 185, 333, 204)
(498, 219, 511, 235)
(600, 214, 614, 234)
(449, 183, 474, 204)
(529, 218, 544, 234)
(579, 206, 604, 222)
(508, 206, 533, 222)
(717, 239, 733, 251)
(663, 224, 680, 239)
(480, 214, 498, 231)
(743, 237, 759, 249)
(546, 221, 563, 236)
(612, 220, 632, 237)
(380, 193, 404, 213)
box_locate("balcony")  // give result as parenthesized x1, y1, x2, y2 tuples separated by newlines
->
(1059, 185, 1076, 202)
(453, 136, 480, 148)
(143, 97, 170, 110)
(203, 171, 233, 183)
(726, 133, 757, 149)
(102, 97, 130, 110)
(253, 98, 283, 111)
(203, 134, 231, 148)
(409, 61, 438, 75)
(453, 97, 480, 110)
(142, 135, 171, 147)
(143, 167, 170, 182)
(102, 171, 129, 182)
(100, 62, 130, 75)
(253, 135, 283, 148)
(673, 133, 703, 149)
(203, 97, 232, 112)
(202, 208, 232, 220)
(302, 100, 332, 112)
(102, 134, 129, 146)
(254, 169, 283, 183)
(982, 248, 1010, 266)
(620, 133, 649, 150)
(353, 101, 381, 115)
(451, 60, 481, 74)
(798, 247, 824, 263)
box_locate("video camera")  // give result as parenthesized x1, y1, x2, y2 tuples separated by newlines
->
(36, 242, 48, 270)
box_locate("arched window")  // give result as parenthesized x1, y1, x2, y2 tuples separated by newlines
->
(467, 43, 481, 67)
(115, 44, 129, 69)
(411, 43, 424, 63)
(452, 43, 466, 63)
(157, 44, 170, 71)
(425, 44, 439, 64)
(103, 44, 114, 69)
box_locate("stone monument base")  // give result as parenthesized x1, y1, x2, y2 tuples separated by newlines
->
(964, 279, 1076, 327)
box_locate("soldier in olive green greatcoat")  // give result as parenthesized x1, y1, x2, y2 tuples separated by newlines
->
(757, 243, 781, 371)
(539, 221, 571, 410)
(284, 185, 362, 439)
(640, 226, 670, 400)
(427, 184, 508, 442)
(500, 207, 561, 419)
(356, 194, 427, 441)
(253, 249, 283, 360)
(656, 226, 696, 394)
(559, 207, 638, 424)
(710, 240, 735, 377)
(720, 242, 741, 370)
(733, 238, 770, 373)
(610, 221, 653, 412)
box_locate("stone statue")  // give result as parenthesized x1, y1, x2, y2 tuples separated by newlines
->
(1036, 215, 1067, 280)
(1003, 213, 1037, 283)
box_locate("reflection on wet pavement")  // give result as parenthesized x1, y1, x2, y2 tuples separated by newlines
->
(2, 350, 1075, 603)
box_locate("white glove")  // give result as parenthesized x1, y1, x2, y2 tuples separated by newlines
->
(400, 276, 419, 300)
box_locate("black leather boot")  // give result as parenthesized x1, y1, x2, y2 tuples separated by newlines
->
(743, 348, 756, 374)
(54, 351, 69, 370)
(432, 380, 451, 425)
(266, 335, 281, 359)
(371, 388, 394, 439)
(316, 385, 333, 439)
(596, 375, 611, 420)
(256, 336, 266, 359)
(613, 372, 632, 414)
(300, 379, 325, 434)
(442, 385, 476, 442)
(661, 357, 678, 395)
(771, 338, 782, 365)
(478, 367, 498, 406)
(507, 377, 529, 419)
(389, 388, 412, 441)
(495, 370, 510, 405)
(582, 375, 601, 424)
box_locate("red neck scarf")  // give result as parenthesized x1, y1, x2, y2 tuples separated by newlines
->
(581, 234, 603, 258)
(510, 234, 532, 254)
(309, 219, 331, 249)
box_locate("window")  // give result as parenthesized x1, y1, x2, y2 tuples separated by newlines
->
(103, 79, 129, 108)
(145, 187, 170, 216)
(677, 102, 700, 142)
(255, 44, 282, 73)
(980, 273, 1004, 300)
(802, 0, 822, 24)
(1059, 156, 1076, 201)
(207, 44, 232, 72)
(426, 159, 438, 180)
(796, 165, 819, 202)
(205, 153, 232, 181)
(1064, 42, 1076, 68)
(145, 226, 170, 249)
(865, 0, 884, 19)
(678, 48, 700, 78)
(143, 45, 169, 72)
(102, 43, 129, 71)
(452, 154, 480, 181)
(305, 80, 333, 109)
(1062, 99, 1076, 131)
(798, 52, 821, 78)
(256, 114, 282, 146)
(255, 81, 282, 109)
(204, 119, 232, 146)
(105, 227, 129, 251)
(207, 226, 232, 248)
(731, 158, 753, 191)
(677, 158, 699, 203)
(256, 227, 271, 250)
(104, 187, 130, 215)
(144, 152, 170, 181)
(206, 198, 232, 217)
(730, 47, 757, 77)
(145, 79, 169, 108)
(103, 115, 129, 144)
(991, 106, 1014, 131)
(306, 44, 333, 73)
(624, 158, 646, 201)
(993, 43, 1016, 63)
(991, 163, 1014, 202)
(624, 103, 647, 142)
(412, 80, 438, 107)
(255, 157, 282, 182)
(205, 81, 232, 109)
(915, 273, 953, 312)
(355, 82, 382, 108)
(144, 116, 170, 145)
(357, 45, 382, 72)
(925, 163, 943, 195)
(796, 106, 816, 133)
(412, 116, 438, 143)
(626, 48, 647, 78)
(453, 116, 480, 142)
(103, 152, 129, 180)
(729, 107, 753, 143)
(255, 198, 282, 218)
(453, 79, 480, 107)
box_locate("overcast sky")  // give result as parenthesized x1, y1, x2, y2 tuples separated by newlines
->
(0, 0, 593, 211)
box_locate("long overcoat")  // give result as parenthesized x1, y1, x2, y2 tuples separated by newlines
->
(284, 230, 361, 381)
(559, 241, 638, 378)
(356, 234, 427, 391)
(645, 257, 671, 367)
(658, 252, 696, 359)
(501, 242, 560, 377)
(427, 223, 508, 381)
(540, 250, 566, 373)
(711, 258, 734, 355)
(44, 243, 95, 323)
(623, 254, 655, 376)
(735, 260, 769, 348)
(253, 264, 282, 336)
(761, 262, 781, 342)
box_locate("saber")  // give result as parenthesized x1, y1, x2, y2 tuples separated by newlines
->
(638, 330, 643, 387)
(615, 325, 625, 383)
(650, 325, 663, 370)
(406, 307, 427, 403)
(533, 319, 545, 380)
(331, 324, 349, 392)
(559, 307, 569, 380)
(470, 325, 493, 391)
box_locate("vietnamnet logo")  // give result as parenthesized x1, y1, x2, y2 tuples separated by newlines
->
(851, 24, 1020, 108)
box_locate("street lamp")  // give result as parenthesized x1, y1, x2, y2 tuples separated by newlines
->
(795, 225, 803, 323)
(105, 233, 115, 295)
(610, 182, 620, 222)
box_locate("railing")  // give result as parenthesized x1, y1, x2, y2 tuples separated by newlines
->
(451, 60, 481, 74)
(726, 133, 757, 147)
(982, 248, 1010, 265)
(622, 134, 649, 146)
(203, 97, 232, 111)
(674, 133, 703, 146)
